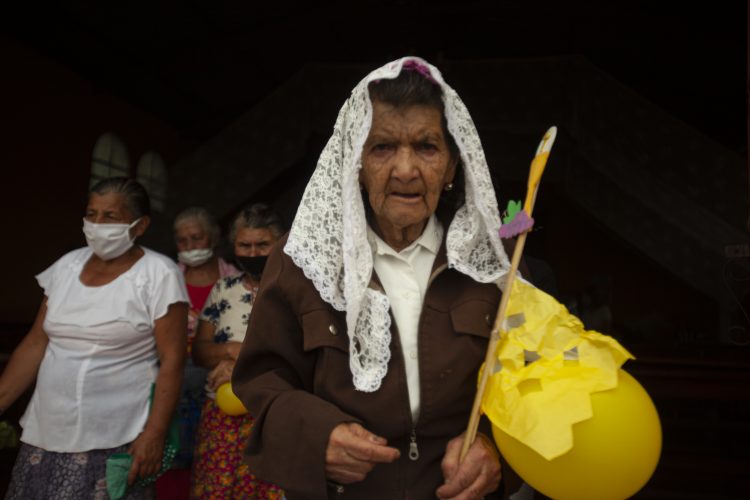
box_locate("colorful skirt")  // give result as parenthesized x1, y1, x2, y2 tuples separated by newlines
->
(191, 398, 283, 499)
(6, 442, 155, 500)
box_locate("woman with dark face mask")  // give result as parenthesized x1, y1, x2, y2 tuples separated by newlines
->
(190, 203, 285, 499)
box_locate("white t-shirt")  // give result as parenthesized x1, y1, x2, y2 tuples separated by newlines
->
(368, 215, 443, 422)
(20, 246, 188, 452)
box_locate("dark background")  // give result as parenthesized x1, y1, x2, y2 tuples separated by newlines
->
(4, 1, 746, 150)
(1, 1, 748, 498)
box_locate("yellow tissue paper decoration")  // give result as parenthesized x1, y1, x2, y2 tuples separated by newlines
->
(481, 279, 634, 460)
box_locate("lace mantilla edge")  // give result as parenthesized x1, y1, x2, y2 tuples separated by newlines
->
(285, 56, 510, 391)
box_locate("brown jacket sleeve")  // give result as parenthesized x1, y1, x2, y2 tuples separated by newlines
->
(232, 238, 359, 500)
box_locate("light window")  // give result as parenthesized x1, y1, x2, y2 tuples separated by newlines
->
(90, 132, 131, 189)
(137, 151, 167, 213)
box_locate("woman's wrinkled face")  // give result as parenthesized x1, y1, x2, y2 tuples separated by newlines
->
(175, 221, 211, 252)
(360, 100, 456, 234)
(234, 227, 277, 257)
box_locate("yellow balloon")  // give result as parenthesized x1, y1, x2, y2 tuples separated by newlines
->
(493, 370, 661, 500)
(215, 383, 248, 416)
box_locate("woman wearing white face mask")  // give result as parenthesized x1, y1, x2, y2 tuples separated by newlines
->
(158, 208, 239, 499)
(173, 207, 239, 346)
(0, 177, 189, 499)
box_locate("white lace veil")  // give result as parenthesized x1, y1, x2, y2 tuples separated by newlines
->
(284, 57, 510, 392)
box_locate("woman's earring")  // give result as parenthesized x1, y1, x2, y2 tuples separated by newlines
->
(444, 182, 454, 192)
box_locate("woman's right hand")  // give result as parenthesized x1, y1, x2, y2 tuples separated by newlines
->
(207, 359, 235, 390)
(325, 422, 400, 484)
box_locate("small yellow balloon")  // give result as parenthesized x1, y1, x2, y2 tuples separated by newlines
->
(215, 383, 248, 416)
(493, 370, 661, 500)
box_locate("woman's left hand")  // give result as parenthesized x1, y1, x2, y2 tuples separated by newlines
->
(127, 429, 165, 485)
(436, 432, 502, 499)
(207, 359, 236, 390)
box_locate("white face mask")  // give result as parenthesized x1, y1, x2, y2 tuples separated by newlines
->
(178, 248, 214, 267)
(82, 218, 140, 261)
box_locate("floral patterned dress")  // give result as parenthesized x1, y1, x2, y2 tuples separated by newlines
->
(190, 275, 283, 499)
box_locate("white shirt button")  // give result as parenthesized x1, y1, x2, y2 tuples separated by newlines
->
(410, 350, 418, 360)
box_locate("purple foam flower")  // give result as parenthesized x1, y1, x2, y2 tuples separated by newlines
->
(402, 59, 437, 83)
(498, 211, 535, 239)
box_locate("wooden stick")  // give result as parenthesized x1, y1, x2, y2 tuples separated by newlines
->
(460, 230, 530, 461)
(459, 127, 557, 462)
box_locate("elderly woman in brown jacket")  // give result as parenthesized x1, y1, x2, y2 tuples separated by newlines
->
(233, 57, 526, 500)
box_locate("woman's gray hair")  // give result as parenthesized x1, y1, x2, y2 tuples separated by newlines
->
(173, 207, 221, 248)
(90, 177, 151, 219)
(230, 203, 285, 243)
